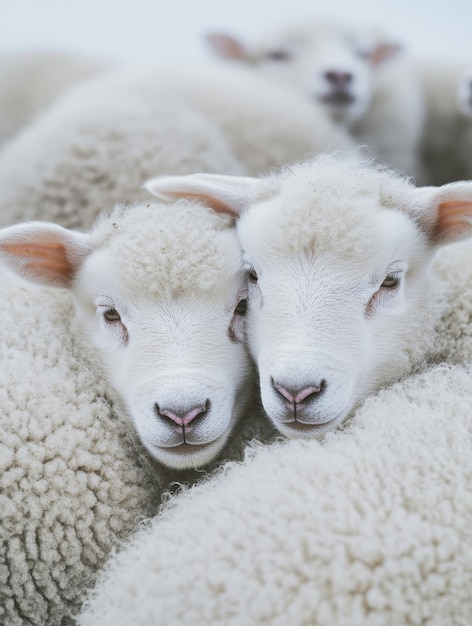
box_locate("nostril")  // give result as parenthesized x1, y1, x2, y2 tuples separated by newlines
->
(271, 379, 327, 405)
(271, 379, 295, 403)
(154, 400, 210, 427)
(325, 71, 352, 88)
(295, 380, 327, 403)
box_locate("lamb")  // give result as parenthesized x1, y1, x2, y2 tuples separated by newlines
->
(0, 200, 276, 626)
(0, 62, 352, 229)
(417, 61, 472, 185)
(0, 49, 113, 145)
(146, 151, 472, 440)
(206, 18, 424, 176)
(77, 359, 472, 626)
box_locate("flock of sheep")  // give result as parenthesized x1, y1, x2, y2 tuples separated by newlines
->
(1, 17, 472, 626)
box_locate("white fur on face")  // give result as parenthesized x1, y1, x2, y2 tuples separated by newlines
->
(237, 164, 435, 439)
(73, 204, 251, 470)
(247, 21, 376, 124)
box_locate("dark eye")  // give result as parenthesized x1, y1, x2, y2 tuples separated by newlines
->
(234, 299, 248, 316)
(381, 274, 399, 289)
(267, 49, 291, 62)
(103, 307, 121, 322)
(248, 269, 258, 283)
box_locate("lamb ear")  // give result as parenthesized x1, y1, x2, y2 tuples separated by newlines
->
(205, 33, 247, 60)
(0, 222, 92, 287)
(367, 42, 402, 65)
(144, 173, 263, 217)
(409, 181, 472, 245)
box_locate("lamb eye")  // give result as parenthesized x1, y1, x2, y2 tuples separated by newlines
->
(267, 49, 291, 61)
(248, 268, 259, 283)
(103, 307, 121, 322)
(381, 274, 399, 289)
(234, 299, 248, 316)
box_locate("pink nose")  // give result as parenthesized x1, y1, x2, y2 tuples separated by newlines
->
(272, 380, 326, 406)
(324, 71, 352, 89)
(155, 401, 209, 429)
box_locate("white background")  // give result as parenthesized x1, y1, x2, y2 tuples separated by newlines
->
(0, 0, 471, 66)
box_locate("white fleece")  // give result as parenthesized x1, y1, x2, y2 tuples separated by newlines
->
(0, 49, 113, 145)
(77, 360, 472, 626)
(0, 62, 352, 229)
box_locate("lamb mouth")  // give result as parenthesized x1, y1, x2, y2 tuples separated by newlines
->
(281, 418, 336, 433)
(160, 441, 214, 455)
(319, 92, 355, 106)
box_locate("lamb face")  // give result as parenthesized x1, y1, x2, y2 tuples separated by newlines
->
(237, 176, 431, 437)
(0, 202, 251, 469)
(144, 156, 472, 440)
(207, 20, 400, 126)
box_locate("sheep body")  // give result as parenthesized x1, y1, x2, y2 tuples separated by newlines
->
(0, 62, 352, 229)
(77, 358, 472, 626)
(0, 50, 113, 145)
(0, 201, 273, 626)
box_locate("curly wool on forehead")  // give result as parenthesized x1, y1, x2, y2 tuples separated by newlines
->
(254, 155, 416, 259)
(90, 201, 241, 298)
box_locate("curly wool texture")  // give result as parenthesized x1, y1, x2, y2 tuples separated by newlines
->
(89, 201, 237, 301)
(77, 361, 472, 626)
(431, 240, 472, 364)
(0, 62, 352, 230)
(0, 273, 167, 626)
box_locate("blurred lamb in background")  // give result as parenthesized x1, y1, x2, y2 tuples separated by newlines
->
(417, 60, 472, 185)
(0, 62, 352, 229)
(206, 18, 425, 177)
(0, 50, 114, 145)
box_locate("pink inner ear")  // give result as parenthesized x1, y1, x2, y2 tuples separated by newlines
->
(205, 33, 245, 60)
(165, 190, 240, 217)
(2, 241, 75, 284)
(434, 200, 472, 242)
(369, 43, 401, 65)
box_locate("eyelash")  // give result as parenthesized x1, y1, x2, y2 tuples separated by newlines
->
(380, 272, 401, 290)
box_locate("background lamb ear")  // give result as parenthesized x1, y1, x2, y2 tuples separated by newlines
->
(409, 181, 472, 245)
(366, 42, 402, 65)
(0, 221, 92, 287)
(205, 32, 247, 60)
(144, 173, 263, 217)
